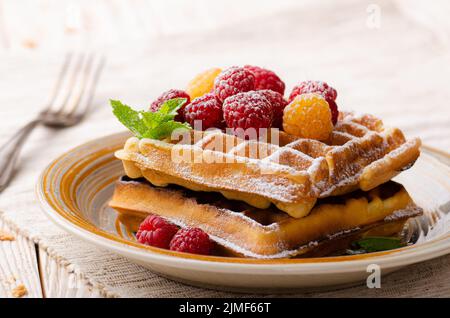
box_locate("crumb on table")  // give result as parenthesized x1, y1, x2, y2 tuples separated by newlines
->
(0, 230, 15, 241)
(11, 284, 28, 298)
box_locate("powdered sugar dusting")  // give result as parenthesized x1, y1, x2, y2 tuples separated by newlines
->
(326, 228, 360, 240)
(117, 111, 420, 217)
(384, 205, 423, 222)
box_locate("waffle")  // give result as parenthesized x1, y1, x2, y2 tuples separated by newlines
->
(109, 178, 422, 259)
(115, 112, 421, 218)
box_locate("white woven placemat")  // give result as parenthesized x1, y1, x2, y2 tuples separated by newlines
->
(0, 0, 449, 297)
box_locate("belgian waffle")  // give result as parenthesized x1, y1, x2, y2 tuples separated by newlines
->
(110, 178, 422, 259)
(115, 112, 421, 218)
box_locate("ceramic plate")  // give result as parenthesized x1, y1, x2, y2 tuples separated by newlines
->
(37, 132, 450, 291)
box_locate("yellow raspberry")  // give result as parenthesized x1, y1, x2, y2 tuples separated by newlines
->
(186, 68, 222, 100)
(282, 93, 333, 140)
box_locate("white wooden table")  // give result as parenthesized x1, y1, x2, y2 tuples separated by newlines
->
(0, 0, 449, 298)
(1, 219, 104, 297)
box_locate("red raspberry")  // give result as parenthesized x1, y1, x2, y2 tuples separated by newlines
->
(257, 90, 288, 128)
(288, 81, 338, 125)
(223, 91, 273, 133)
(289, 81, 337, 103)
(169, 228, 213, 255)
(184, 93, 224, 130)
(149, 89, 191, 121)
(244, 65, 285, 95)
(214, 67, 255, 102)
(136, 215, 179, 249)
(327, 99, 339, 125)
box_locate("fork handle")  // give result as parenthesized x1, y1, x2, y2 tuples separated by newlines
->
(0, 119, 40, 192)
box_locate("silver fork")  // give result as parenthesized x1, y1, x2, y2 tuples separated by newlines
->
(0, 53, 105, 193)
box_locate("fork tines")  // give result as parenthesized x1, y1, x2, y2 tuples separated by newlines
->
(42, 52, 105, 123)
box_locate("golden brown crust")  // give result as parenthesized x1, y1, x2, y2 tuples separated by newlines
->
(109, 179, 422, 259)
(115, 112, 421, 218)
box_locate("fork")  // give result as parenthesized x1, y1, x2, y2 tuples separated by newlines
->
(0, 53, 105, 193)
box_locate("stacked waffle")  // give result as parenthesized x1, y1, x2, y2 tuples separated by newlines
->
(110, 112, 422, 258)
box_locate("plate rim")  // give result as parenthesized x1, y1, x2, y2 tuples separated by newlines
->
(36, 131, 450, 272)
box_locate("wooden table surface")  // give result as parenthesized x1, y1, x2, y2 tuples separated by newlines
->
(0, 0, 449, 298)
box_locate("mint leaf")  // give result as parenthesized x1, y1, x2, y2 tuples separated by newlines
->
(140, 114, 190, 139)
(154, 121, 191, 140)
(110, 98, 190, 140)
(141, 111, 165, 131)
(111, 100, 147, 138)
(158, 98, 187, 117)
(355, 237, 404, 253)
(141, 98, 186, 127)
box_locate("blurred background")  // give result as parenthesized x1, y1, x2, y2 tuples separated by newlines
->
(0, 0, 449, 149)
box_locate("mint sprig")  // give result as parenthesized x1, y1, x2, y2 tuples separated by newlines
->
(111, 98, 191, 140)
(353, 236, 405, 253)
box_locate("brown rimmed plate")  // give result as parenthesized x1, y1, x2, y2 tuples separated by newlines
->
(36, 132, 450, 291)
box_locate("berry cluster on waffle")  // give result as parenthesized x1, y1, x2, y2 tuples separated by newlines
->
(109, 66, 422, 258)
